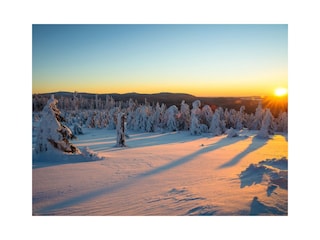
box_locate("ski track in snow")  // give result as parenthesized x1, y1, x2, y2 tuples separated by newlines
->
(33, 128, 288, 216)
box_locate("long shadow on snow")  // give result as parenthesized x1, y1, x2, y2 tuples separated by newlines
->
(75, 131, 200, 153)
(36, 136, 245, 215)
(217, 136, 268, 169)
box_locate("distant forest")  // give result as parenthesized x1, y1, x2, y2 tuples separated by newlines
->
(32, 92, 287, 117)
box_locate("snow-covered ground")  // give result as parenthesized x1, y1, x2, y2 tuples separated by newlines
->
(32, 127, 287, 216)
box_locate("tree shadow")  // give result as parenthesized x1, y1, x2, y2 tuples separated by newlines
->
(218, 136, 268, 169)
(75, 131, 199, 153)
(249, 196, 286, 215)
(35, 136, 246, 215)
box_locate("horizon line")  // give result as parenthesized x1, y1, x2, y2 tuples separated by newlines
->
(32, 90, 265, 99)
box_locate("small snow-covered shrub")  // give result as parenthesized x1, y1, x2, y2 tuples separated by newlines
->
(226, 128, 238, 138)
(73, 123, 83, 135)
(81, 147, 102, 161)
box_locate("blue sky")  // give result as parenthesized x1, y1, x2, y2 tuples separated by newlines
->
(32, 24, 287, 96)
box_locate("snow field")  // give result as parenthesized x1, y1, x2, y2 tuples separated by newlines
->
(33, 128, 288, 215)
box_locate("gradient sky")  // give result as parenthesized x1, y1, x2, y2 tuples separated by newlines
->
(32, 24, 287, 97)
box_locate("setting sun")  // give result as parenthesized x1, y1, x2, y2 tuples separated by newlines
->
(274, 87, 288, 97)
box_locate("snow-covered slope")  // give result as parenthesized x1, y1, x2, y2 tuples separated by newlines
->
(32, 128, 288, 216)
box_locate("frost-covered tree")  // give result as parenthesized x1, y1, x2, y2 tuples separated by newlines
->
(216, 107, 226, 131)
(257, 108, 274, 138)
(178, 100, 190, 131)
(235, 106, 246, 130)
(201, 105, 213, 128)
(159, 103, 167, 129)
(134, 105, 147, 131)
(72, 91, 79, 111)
(190, 100, 202, 135)
(276, 111, 288, 133)
(106, 95, 116, 110)
(107, 107, 118, 129)
(116, 112, 126, 147)
(35, 95, 80, 154)
(245, 113, 255, 130)
(144, 104, 155, 132)
(165, 105, 179, 131)
(152, 102, 162, 130)
(251, 102, 264, 130)
(210, 110, 224, 136)
(126, 98, 137, 130)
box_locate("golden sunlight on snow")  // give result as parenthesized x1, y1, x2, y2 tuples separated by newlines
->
(33, 129, 287, 216)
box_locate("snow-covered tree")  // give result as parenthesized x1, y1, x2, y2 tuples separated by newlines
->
(152, 102, 162, 130)
(251, 102, 264, 130)
(72, 91, 79, 111)
(134, 105, 147, 131)
(178, 100, 190, 130)
(201, 105, 213, 128)
(126, 98, 137, 130)
(235, 106, 246, 130)
(257, 108, 274, 138)
(190, 100, 202, 135)
(35, 95, 80, 154)
(116, 111, 126, 147)
(210, 110, 224, 136)
(107, 107, 118, 129)
(245, 113, 255, 130)
(165, 105, 179, 131)
(276, 111, 288, 133)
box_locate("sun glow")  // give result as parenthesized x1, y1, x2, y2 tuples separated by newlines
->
(274, 87, 288, 97)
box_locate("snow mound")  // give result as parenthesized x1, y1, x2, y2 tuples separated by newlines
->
(33, 147, 104, 169)
(81, 147, 104, 161)
(240, 157, 288, 195)
(239, 157, 288, 215)
(249, 196, 286, 215)
(226, 128, 238, 138)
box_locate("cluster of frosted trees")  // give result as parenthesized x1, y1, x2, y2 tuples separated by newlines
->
(36, 96, 287, 138)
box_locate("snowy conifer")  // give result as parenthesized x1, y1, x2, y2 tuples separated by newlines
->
(190, 100, 202, 135)
(251, 102, 264, 130)
(235, 106, 246, 130)
(201, 105, 213, 128)
(210, 110, 223, 136)
(153, 102, 162, 130)
(35, 95, 80, 154)
(72, 91, 79, 111)
(126, 98, 136, 130)
(107, 108, 117, 129)
(116, 111, 126, 147)
(178, 100, 190, 130)
(276, 111, 288, 133)
(165, 105, 179, 131)
(257, 108, 274, 138)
